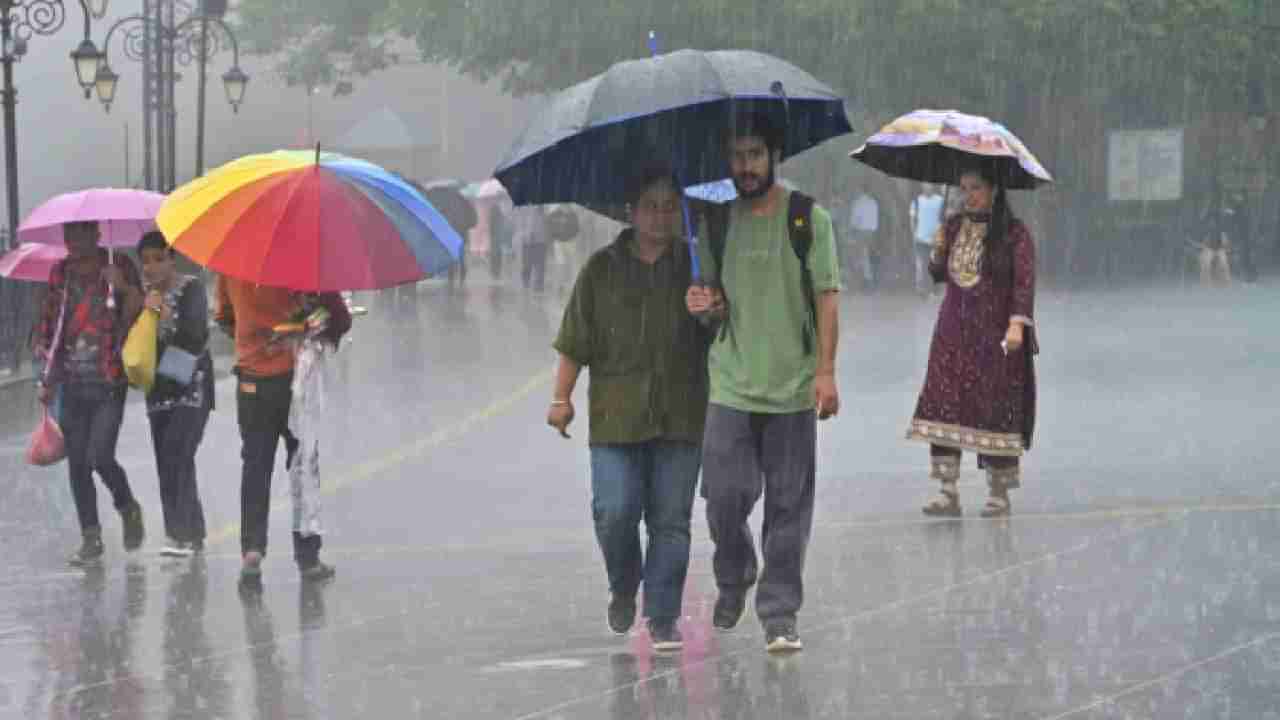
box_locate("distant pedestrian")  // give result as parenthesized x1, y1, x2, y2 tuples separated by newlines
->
(515, 206, 549, 292)
(910, 184, 946, 296)
(849, 186, 881, 292)
(546, 203, 581, 297)
(1199, 194, 1239, 288)
(488, 204, 512, 281)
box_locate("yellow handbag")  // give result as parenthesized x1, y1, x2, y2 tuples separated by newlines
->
(123, 309, 158, 393)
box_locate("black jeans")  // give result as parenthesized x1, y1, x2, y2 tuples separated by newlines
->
(522, 242, 547, 291)
(701, 404, 816, 625)
(62, 382, 135, 532)
(148, 404, 211, 544)
(236, 372, 298, 556)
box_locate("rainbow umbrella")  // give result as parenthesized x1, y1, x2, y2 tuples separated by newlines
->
(156, 149, 463, 291)
(851, 109, 1052, 190)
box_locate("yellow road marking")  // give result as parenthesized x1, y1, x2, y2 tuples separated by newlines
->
(206, 370, 549, 546)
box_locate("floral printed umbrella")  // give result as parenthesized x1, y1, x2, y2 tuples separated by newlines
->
(850, 109, 1052, 190)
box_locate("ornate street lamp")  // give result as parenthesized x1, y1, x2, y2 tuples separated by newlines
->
(0, 0, 103, 244)
(93, 60, 116, 111)
(69, 37, 101, 98)
(222, 64, 246, 112)
(94, 3, 247, 188)
(85, 0, 107, 19)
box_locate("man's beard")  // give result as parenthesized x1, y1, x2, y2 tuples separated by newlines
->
(732, 161, 776, 200)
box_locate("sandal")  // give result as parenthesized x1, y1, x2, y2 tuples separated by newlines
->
(922, 488, 961, 517)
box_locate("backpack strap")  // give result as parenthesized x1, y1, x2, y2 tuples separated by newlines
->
(702, 203, 735, 345)
(787, 191, 817, 355)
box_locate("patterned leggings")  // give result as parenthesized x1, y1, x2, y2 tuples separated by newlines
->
(930, 445, 1020, 490)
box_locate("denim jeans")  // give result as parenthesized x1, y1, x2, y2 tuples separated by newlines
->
(589, 440, 701, 622)
(61, 382, 135, 532)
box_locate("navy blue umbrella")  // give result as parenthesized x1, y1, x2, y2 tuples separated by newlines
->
(494, 49, 853, 208)
(494, 47, 852, 279)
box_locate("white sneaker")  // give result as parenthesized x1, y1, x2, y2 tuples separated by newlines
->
(160, 540, 194, 558)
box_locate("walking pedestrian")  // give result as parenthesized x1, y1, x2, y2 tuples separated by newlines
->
(488, 204, 512, 281)
(516, 206, 549, 293)
(137, 231, 214, 557)
(215, 275, 350, 583)
(686, 111, 842, 653)
(549, 163, 711, 652)
(910, 184, 946, 297)
(33, 220, 146, 567)
(849, 185, 881, 292)
(911, 164, 1038, 518)
(546, 203, 581, 297)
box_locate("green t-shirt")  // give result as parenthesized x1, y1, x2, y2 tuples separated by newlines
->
(697, 191, 840, 414)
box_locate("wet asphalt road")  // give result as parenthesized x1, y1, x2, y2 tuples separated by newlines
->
(1, 277, 1277, 719)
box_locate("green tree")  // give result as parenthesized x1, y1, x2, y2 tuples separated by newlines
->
(235, 0, 398, 90)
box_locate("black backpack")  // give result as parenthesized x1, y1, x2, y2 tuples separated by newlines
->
(704, 191, 818, 354)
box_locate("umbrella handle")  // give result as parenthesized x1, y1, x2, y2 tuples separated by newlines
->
(106, 247, 115, 310)
(673, 167, 701, 282)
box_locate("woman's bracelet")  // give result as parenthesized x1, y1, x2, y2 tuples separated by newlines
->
(550, 399, 570, 406)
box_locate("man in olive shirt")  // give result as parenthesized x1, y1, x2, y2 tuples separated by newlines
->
(549, 166, 710, 652)
(686, 111, 841, 653)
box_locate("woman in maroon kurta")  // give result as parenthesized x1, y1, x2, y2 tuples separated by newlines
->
(910, 167, 1037, 518)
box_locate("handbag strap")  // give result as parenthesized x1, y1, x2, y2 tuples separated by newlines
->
(40, 282, 70, 385)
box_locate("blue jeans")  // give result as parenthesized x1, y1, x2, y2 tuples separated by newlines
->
(590, 440, 701, 622)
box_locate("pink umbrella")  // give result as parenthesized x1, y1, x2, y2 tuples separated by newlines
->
(18, 188, 166, 248)
(0, 243, 67, 282)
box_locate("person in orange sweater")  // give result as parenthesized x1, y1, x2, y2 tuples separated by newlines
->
(214, 275, 351, 583)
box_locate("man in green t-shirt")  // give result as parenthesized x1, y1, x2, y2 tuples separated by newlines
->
(685, 111, 841, 654)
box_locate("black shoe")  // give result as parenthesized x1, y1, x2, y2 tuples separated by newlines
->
(764, 618, 804, 654)
(299, 561, 336, 583)
(68, 529, 105, 568)
(607, 593, 636, 635)
(648, 619, 683, 652)
(119, 501, 145, 552)
(713, 588, 748, 631)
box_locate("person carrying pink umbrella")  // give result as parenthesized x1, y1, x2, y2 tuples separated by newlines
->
(24, 188, 163, 567)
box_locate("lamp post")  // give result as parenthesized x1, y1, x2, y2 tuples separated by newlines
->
(0, 0, 101, 248)
(91, 0, 245, 191)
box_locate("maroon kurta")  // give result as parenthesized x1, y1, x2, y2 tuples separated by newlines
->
(907, 215, 1038, 457)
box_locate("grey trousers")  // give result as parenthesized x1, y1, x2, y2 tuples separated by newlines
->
(701, 403, 816, 624)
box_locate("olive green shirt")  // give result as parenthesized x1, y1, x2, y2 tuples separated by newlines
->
(554, 230, 711, 445)
(696, 191, 841, 414)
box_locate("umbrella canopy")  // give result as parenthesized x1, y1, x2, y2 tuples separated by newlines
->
(850, 109, 1052, 190)
(0, 243, 66, 282)
(156, 149, 463, 292)
(18, 188, 166, 248)
(420, 181, 478, 238)
(495, 48, 853, 207)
